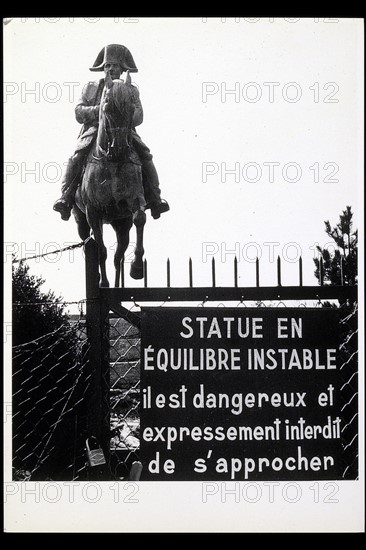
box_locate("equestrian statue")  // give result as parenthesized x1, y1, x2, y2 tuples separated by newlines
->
(53, 44, 170, 286)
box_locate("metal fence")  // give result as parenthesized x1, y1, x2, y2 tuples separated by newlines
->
(339, 302, 358, 479)
(11, 300, 358, 481)
(12, 319, 90, 481)
(11, 238, 358, 481)
(108, 314, 141, 479)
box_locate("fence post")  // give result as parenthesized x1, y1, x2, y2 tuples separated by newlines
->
(85, 238, 110, 479)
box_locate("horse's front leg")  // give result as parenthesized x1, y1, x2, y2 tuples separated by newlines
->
(86, 209, 109, 287)
(130, 209, 146, 280)
(111, 218, 133, 287)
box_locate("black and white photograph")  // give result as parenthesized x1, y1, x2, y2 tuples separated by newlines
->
(3, 16, 364, 533)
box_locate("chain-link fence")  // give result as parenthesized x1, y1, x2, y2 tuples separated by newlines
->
(105, 299, 359, 481)
(108, 313, 141, 479)
(339, 302, 358, 479)
(12, 318, 90, 481)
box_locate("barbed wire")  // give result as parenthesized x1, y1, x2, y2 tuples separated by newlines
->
(12, 236, 92, 264)
(12, 323, 72, 353)
(13, 299, 90, 307)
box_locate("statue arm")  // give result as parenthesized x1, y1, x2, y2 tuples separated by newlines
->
(132, 86, 143, 127)
(75, 84, 100, 125)
(75, 102, 100, 125)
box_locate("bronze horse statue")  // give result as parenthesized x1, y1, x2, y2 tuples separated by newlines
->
(73, 71, 146, 287)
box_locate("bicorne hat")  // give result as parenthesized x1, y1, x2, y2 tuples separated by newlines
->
(89, 44, 138, 72)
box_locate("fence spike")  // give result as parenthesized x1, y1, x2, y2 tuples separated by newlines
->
(299, 256, 303, 287)
(319, 257, 324, 286)
(143, 259, 148, 288)
(167, 258, 171, 288)
(189, 258, 193, 288)
(277, 256, 282, 287)
(121, 258, 125, 288)
(212, 257, 216, 288)
(234, 256, 238, 288)
(256, 257, 260, 287)
(340, 256, 344, 286)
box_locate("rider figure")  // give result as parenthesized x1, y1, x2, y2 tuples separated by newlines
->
(53, 44, 170, 221)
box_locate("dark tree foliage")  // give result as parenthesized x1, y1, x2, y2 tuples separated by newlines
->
(314, 206, 357, 286)
(312, 211, 358, 477)
(12, 260, 69, 346)
(12, 260, 86, 480)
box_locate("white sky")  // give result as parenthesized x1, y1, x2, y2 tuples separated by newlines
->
(3, 17, 365, 534)
(3, 17, 364, 310)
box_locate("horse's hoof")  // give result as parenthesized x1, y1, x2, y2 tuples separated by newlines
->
(100, 280, 110, 288)
(130, 263, 143, 280)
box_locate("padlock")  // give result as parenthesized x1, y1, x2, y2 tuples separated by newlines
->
(86, 437, 106, 468)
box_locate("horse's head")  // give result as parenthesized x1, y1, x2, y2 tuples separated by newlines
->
(97, 73, 136, 161)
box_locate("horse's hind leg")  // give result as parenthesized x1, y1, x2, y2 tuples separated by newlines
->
(72, 204, 90, 241)
(111, 218, 133, 287)
(130, 209, 146, 280)
(86, 209, 109, 287)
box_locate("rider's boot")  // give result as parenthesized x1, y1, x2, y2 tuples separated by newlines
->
(53, 154, 83, 221)
(142, 160, 170, 219)
(53, 198, 72, 221)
